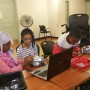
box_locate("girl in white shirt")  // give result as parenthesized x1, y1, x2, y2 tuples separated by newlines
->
(52, 27, 88, 55)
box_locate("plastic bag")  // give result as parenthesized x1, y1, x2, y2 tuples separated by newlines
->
(32, 55, 45, 66)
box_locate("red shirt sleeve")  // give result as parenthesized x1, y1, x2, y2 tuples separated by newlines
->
(52, 43, 62, 55)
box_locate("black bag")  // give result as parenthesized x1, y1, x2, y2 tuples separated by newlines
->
(0, 71, 27, 90)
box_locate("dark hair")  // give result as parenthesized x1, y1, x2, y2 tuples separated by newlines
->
(21, 28, 35, 47)
(69, 27, 88, 39)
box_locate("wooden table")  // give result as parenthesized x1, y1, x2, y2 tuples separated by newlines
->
(23, 54, 90, 90)
(50, 67, 90, 90)
(22, 70, 64, 90)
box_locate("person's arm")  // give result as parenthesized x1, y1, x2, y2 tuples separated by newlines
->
(0, 59, 22, 74)
(73, 46, 82, 56)
(22, 56, 33, 67)
(0, 55, 34, 74)
(17, 55, 34, 67)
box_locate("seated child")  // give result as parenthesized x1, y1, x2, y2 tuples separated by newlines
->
(16, 28, 40, 66)
(52, 27, 88, 55)
(0, 32, 33, 74)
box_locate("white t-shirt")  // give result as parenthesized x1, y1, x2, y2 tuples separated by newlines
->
(57, 32, 80, 49)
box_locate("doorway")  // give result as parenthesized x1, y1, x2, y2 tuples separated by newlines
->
(0, 0, 19, 40)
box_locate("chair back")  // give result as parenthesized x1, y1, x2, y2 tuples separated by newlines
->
(69, 14, 89, 32)
(40, 41, 54, 57)
(39, 25, 47, 33)
(69, 14, 89, 46)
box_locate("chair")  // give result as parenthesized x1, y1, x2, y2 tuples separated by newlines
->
(40, 41, 54, 58)
(39, 25, 52, 41)
(61, 14, 90, 47)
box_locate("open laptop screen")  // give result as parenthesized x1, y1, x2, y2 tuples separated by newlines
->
(47, 47, 73, 80)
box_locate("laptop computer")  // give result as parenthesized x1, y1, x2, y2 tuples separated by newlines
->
(30, 48, 73, 80)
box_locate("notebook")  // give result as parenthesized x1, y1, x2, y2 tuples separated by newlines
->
(30, 48, 73, 80)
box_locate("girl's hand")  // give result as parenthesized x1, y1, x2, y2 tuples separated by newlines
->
(22, 56, 34, 67)
(73, 47, 82, 56)
(27, 56, 34, 62)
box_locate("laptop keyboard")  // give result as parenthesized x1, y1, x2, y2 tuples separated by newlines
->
(34, 70, 41, 74)
(37, 70, 48, 77)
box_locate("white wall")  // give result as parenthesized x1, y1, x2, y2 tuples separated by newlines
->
(69, 0, 86, 15)
(57, 0, 66, 37)
(47, 0, 65, 37)
(86, 1, 90, 24)
(15, 0, 86, 39)
(47, 0, 86, 37)
(15, 0, 48, 39)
